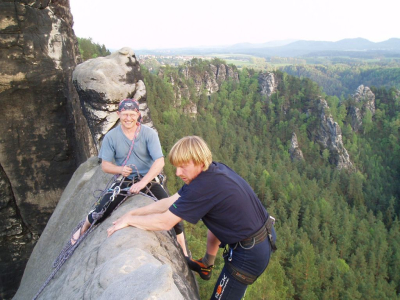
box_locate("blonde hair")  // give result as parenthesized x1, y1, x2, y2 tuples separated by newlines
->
(168, 136, 212, 171)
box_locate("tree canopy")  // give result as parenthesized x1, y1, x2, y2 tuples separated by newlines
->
(142, 59, 400, 299)
(77, 37, 111, 61)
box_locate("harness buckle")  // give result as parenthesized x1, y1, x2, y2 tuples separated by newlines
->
(239, 237, 256, 249)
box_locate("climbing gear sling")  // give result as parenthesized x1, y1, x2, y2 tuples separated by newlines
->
(33, 122, 165, 299)
(223, 215, 277, 285)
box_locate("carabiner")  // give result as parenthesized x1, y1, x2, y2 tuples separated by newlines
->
(110, 186, 121, 202)
(228, 248, 233, 261)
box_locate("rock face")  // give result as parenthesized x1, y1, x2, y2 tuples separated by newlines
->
(314, 99, 354, 170)
(259, 72, 278, 97)
(13, 157, 199, 300)
(183, 102, 198, 116)
(349, 85, 376, 132)
(0, 1, 94, 298)
(289, 133, 304, 161)
(73, 48, 150, 151)
(179, 63, 239, 96)
(160, 62, 239, 116)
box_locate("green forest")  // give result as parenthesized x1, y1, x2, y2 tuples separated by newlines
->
(142, 60, 400, 299)
(75, 38, 400, 299)
(280, 61, 400, 97)
(77, 37, 110, 61)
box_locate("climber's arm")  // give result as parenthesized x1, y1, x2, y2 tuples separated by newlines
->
(106, 193, 181, 236)
(127, 193, 179, 216)
(107, 210, 181, 236)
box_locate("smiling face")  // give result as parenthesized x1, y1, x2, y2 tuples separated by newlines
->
(175, 160, 204, 184)
(117, 110, 140, 130)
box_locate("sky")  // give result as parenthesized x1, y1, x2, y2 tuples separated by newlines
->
(69, 0, 399, 51)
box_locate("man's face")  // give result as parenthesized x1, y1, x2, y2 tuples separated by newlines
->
(118, 110, 140, 129)
(175, 160, 203, 184)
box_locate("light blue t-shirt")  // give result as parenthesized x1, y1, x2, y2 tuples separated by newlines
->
(99, 125, 163, 178)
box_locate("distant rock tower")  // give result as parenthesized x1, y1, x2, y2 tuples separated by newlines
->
(259, 72, 278, 97)
(348, 85, 376, 132)
(289, 133, 304, 161)
(314, 99, 354, 170)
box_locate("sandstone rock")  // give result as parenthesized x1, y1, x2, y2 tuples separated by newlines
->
(73, 48, 150, 150)
(13, 157, 199, 300)
(175, 81, 190, 107)
(225, 64, 239, 82)
(166, 73, 190, 108)
(314, 99, 354, 170)
(0, 166, 37, 300)
(259, 72, 278, 97)
(159, 62, 238, 118)
(0, 1, 94, 297)
(183, 102, 198, 117)
(349, 85, 376, 132)
(289, 133, 304, 161)
(354, 85, 376, 115)
(203, 68, 220, 95)
(178, 62, 239, 97)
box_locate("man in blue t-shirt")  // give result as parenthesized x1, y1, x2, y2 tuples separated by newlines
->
(107, 136, 276, 300)
(72, 99, 187, 257)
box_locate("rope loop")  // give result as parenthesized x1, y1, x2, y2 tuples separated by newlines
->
(33, 122, 166, 299)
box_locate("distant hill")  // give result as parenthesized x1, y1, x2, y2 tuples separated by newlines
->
(227, 39, 298, 50)
(136, 38, 400, 58)
(244, 38, 400, 57)
(277, 37, 400, 52)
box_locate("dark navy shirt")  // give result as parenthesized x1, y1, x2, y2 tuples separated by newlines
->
(169, 162, 269, 245)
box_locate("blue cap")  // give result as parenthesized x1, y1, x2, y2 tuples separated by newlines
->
(118, 99, 142, 122)
(118, 98, 139, 112)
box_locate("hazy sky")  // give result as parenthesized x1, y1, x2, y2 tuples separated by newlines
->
(69, 0, 399, 50)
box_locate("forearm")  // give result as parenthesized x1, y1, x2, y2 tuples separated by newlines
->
(102, 160, 124, 175)
(128, 193, 179, 216)
(126, 214, 173, 231)
(139, 157, 164, 185)
(107, 208, 182, 237)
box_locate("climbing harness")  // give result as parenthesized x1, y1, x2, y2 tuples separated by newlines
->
(33, 120, 165, 299)
(32, 172, 163, 300)
(222, 215, 277, 286)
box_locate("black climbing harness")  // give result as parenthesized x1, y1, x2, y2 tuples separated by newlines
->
(32, 122, 166, 300)
(222, 215, 277, 285)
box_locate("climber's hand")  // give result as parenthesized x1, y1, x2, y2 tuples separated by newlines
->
(130, 180, 147, 194)
(107, 215, 130, 237)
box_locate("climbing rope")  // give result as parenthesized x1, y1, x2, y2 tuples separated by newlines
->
(32, 122, 164, 299)
(32, 172, 162, 300)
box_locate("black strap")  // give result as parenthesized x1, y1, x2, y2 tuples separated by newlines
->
(239, 215, 277, 251)
(225, 262, 258, 285)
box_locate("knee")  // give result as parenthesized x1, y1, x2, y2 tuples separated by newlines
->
(87, 211, 94, 224)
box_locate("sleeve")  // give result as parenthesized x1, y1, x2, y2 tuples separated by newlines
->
(169, 184, 214, 224)
(146, 128, 164, 160)
(98, 134, 115, 162)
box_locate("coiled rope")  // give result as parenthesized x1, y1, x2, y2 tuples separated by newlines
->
(32, 122, 163, 299)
